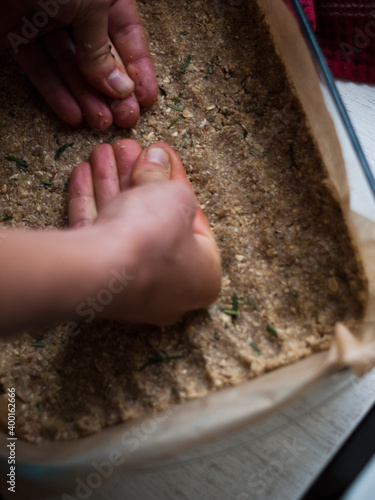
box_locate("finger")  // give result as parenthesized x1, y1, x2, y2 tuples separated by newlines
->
(13, 41, 82, 126)
(132, 143, 214, 238)
(113, 139, 142, 190)
(110, 94, 140, 128)
(69, 162, 97, 227)
(90, 144, 121, 210)
(109, 0, 158, 107)
(130, 144, 172, 186)
(43, 29, 113, 130)
(72, 0, 135, 100)
(160, 143, 216, 239)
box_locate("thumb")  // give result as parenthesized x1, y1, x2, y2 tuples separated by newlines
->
(72, 1, 135, 99)
(131, 143, 214, 238)
(130, 146, 173, 186)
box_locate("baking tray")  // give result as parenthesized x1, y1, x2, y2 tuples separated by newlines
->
(1, 1, 375, 498)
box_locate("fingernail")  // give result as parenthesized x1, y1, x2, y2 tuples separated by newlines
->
(107, 68, 134, 96)
(145, 147, 170, 171)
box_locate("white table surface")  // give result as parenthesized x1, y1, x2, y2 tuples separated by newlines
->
(55, 82, 375, 500)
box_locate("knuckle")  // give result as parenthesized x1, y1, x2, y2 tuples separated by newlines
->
(76, 44, 109, 67)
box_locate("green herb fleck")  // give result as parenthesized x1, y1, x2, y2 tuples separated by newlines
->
(51, 365, 63, 375)
(207, 65, 214, 74)
(274, 230, 284, 239)
(138, 350, 184, 371)
(266, 324, 278, 338)
(32, 342, 46, 348)
(246, 295, 256, 308)
(180, 53, 192, 73)
(168, 116, 182, 129)
(251, 343, 261, 355)
(1, 216, 12, 222)
(159, 86, 167, 97)
(173, 97, 181, 106)
(167, 103, 184, 112)
(222, 308, 240, 316)
(246, 108, 265, 117)
(289, 143, 297, 167)
(54, 143, 74, 161)
(221, 295, 240, 317)
(214, 332, 221, 340)
(4, 155, 28, 171)
(178, 30, 188, 35)
(40, 180, 54, 186)
(104, 135, 116, 144)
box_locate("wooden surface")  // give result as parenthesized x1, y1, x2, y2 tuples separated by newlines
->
(86, 372, 375, 500)
(336, 80, 375, 180)
(62, 82, 375, 500)
(335, 80, 375, 220)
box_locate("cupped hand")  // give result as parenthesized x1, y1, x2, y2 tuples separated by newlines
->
(69, 140, 222, 325)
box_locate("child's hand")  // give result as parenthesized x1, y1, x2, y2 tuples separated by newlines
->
(69, 141, 222, 325)
(0, 0, 158, 129)
(0, 141, 220, 332)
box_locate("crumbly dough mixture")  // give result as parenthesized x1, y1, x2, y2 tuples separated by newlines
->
(0, 0, 367, 443)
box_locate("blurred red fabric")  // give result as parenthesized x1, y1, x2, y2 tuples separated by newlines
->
(295, 0, 375, 83)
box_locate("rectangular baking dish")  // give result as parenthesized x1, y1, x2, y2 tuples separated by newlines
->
(1, 1, 375, 498)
